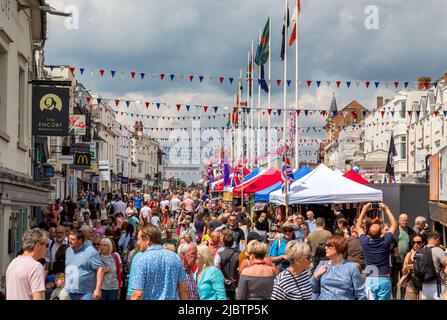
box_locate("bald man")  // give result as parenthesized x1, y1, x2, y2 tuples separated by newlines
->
(356, 203, 397, 300)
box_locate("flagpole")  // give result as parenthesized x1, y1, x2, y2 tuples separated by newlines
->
(294, 0, 300, 169)
(267, 12, 272, 168)
(257, 28, 262, 168)
(240, 69, 245, 210)
(283, 0, 289, 147)
(246, 51, 250, 170)
(250, 40, 255, 169)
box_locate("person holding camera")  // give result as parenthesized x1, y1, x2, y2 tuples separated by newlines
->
(271, 241, 313, 300)
(269, 222, 295, 273)
(356, 202, 397, 300)
(311, 235, 366, 300)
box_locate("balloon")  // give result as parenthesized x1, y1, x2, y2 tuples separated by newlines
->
(353, 166, 360, 173)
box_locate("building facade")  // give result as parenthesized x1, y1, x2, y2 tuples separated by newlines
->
(0, 0, 52, 291)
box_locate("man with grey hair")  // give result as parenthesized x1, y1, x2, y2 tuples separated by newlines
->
(413, 216, 427, 235)
(79, 225, 93, 247)
(6, 229, 49, 300)
(178, 242, 198, 300)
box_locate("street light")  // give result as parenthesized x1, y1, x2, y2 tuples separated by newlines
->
(17, 3, 72, 17)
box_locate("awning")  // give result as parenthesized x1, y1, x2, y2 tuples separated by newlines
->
(269, 164, 383, 205)
(233, 166, 282, 196)
(254, 166, 312, 202)
(343, 170, 370, 185)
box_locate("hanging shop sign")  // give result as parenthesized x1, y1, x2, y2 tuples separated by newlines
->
(69, 114, 86, 136)
(32, 85, 69, 136)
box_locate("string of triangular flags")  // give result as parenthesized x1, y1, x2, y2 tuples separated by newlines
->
(93, 100, 447, 119)
(60, 65, 446, 90)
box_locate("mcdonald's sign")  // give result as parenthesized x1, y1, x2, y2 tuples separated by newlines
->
(74, 153, 91, 166)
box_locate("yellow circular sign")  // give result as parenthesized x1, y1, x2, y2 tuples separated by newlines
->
(39, 94, 63, 112)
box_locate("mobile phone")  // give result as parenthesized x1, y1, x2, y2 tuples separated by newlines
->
(371, 203, 380, 210)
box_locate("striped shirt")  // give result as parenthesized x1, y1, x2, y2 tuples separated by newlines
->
(184, 269, 198, 300)
(271, 269, 312, 300)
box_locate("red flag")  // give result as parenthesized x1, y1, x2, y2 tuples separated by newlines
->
(189, 75, 194, 82)
(277, 79, 282, 87)
(86, 97, 91, 104)
(115, 100, 120, 107)
(219, 77, 224, 84)
(69, 67, 75, 75)
(100, 69, 105, 77)
(203, 105, 208, 112)
(160, 73, 165, 80)
(365, 81, 371, 88)
(145, 102, 150, 108)
(267, 109, 272, 115)
(289, 0, 299, 46)
(130, 72, 136, 79)
(176, 104, 181, 111)
(336, 81, 341, 88)
(307, 80, 312, 87)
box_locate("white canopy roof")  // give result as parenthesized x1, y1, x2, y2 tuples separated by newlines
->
(269, 164, 382, 205)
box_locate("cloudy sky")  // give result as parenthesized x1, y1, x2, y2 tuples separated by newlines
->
(44, 0, 447, 182)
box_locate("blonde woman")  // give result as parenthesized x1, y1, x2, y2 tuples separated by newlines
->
(195, 245, 226, 300)
(271, 241, 312, 300)
(99, 237, 120, 300)
(237, 240, 276, 300)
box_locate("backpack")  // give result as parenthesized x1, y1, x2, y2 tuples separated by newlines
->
(412, 246, 439, 291)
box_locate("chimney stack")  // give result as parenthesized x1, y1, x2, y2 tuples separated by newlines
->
(416, 76, 432, 90)
(376, 96, 384, 109)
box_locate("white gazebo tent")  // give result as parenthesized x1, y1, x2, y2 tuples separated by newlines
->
(269, 164, 382, 205)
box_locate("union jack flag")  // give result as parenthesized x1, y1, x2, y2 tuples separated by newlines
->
(281, 153, 294, 192)
(206, 164, 214, 183)
(235, 163, 245, 182)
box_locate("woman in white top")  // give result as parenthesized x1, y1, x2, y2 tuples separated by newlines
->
(125, 201, 137, 218)
(100, 202, 108, 222)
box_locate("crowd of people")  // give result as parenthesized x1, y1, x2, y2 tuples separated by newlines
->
(4, 187, 447, 301)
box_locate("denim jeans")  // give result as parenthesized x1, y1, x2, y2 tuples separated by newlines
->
(69, 292, 93, 300)
(101, 289, 119, 300)
(365, 276, 392, 300)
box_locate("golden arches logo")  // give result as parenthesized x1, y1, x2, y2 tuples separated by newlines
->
(40, 94, 63, 112)
(75, 153, 90, 165)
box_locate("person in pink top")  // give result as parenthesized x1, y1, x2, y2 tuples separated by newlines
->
(182, 195, 195, 214)
(6, 229, 49, 300)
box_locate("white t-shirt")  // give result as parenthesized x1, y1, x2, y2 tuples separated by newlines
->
(140, 206, 152, 222)
(6, 255, 46, 300)
(151, 215, 161, 229)
(170, 198, 181, 211)
(160, 200, 170, 210)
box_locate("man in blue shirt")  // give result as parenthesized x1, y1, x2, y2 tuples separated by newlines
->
(65, 229, 104, 300)
(134, 191, 143, 214)
(130, 225, 188, 300)
(356, 202, 397, 300)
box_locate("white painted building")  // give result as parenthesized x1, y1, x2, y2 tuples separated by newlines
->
(131, 121, 163, 190)
(0, 0, 51, 291)
(360, 75, 447, 182)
